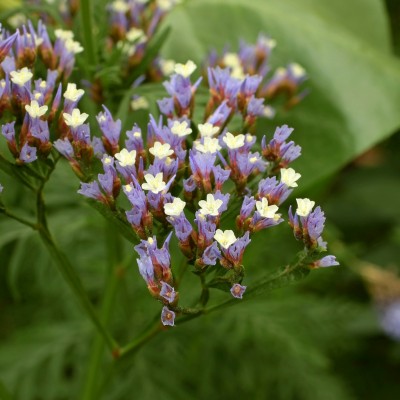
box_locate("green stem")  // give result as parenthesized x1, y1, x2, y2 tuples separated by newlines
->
(80, 224, 124, 400)
(34, 166, 119, 354)
(80, 0, 98, 71)
(119, 319, 163, 360)
(38, 225, 119, 352)
(0, 205, 37, 229)
(118, 250, 311, 363)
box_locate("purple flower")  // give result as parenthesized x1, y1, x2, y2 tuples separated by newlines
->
(137, 255, 155, 286)
(0, 32, 18, 62)
(1, 121, 16, 142)
(19, 143, 37, 163)
(313, 255, 339, 268)
(168, 214, 193, 242)
(230, 283, 247, 299)
(157, 97, 175, 116)
(78, 181, 103, 201)
(222, 231, 251, 267)
(54, 138, 74, 160)
(160, 281, 176, 303)
(207, 100, 232, 126)
(161, 306, 175, 327)
(200, 242, 221, 266)
(304, 206, 326, 241)
(97, 105, 121, 151)
(98, 170, 114, 197)
(30, 119, 50, 143)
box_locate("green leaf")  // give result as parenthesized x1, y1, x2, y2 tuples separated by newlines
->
(163, 0, 400, 188)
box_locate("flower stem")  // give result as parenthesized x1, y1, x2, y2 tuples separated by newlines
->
(81, 224, 124, 400)
(80, 0, 98, 72)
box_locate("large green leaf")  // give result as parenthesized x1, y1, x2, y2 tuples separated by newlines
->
(163, 0, 400, 188)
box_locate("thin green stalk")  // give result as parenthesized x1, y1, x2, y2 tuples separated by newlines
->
(34, 169, 119, 354)
(118, 250, 311, 362)
(0, 206, 37, 229)
(80, 0, 98, 71)
(81, 225, 124, 400)
(38, 226, 119, 352)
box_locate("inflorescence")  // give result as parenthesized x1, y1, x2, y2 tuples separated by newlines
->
(0, 18, 337, 328)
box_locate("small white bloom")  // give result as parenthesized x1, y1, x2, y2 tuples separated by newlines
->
(159, 59, 176, 76)
(103, 156, 113, 165)
(171, 120, 192, 137)
(10, 67, 33, 86)
(63, 108, 89, 128)
(157, 0, 181, 11)
(289, 63, 306, 78)
(195, 137, 221, 154)
(296, 198, 315, 217)
(115, 148, 137, 167)
(256, 198, 279, 219)
(55, 29, 74, 41)
(214, 229, 237, 249)
(149, 142, 174, 159)
(230, 66, 245, 80)
(124, 184, 133, 193)
(281, 168, 301, 188)
(111, 0, 130, 13)
(198, 122, 219, 137)
(260, 37, 277, 49)
(174, 60, 196, 78)
(64, 83, 84, 102)
(142, 173, 166, 194)
(64, 39, 84, 54)
(164, 198, 186, 216)
(126, 28, 146, 43)
(223, 52, 241, 68)
(263, 106, 275, 119)
(198, 194, 223, 216)
(33, 92, 43, 100)
(274, 67, 287, 78)
(223, 132, 245, 150)
(25, 100, 48, 118)
(131, 96, 149, 111)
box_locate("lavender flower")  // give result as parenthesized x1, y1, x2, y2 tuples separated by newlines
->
(161, 306, 176, 327)
(230, 283, 247, 299)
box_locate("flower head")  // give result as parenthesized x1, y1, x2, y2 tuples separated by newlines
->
(256, 197, 279, 218)
(223, 132, 245, 150)
(281, 168, 301, 188)
(25, 100, 48, 118)
(149, 141, 174, 159)
(296, 198, 315, 217)
(142, 173, 166, 194)
(174, 60, 197, 78)
(198, 194, 223, 216)
(10, 67, 33, 86)
(171, 120, 192, 137)
(164, 198, 186, 216)
(115, 148, 137, 167)
(214, 229, 237, 249)
(161, 306, 175, 326)
(63, 108, 89, 128)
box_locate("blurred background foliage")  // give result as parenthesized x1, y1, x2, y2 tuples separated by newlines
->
(1, 0, 400, 399)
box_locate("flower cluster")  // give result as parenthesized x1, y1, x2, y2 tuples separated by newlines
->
(74, 60, 337, 326)
(0, 19, 336, 330)
(206, 34, 308, 114)
(0, 22, 85, 165)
